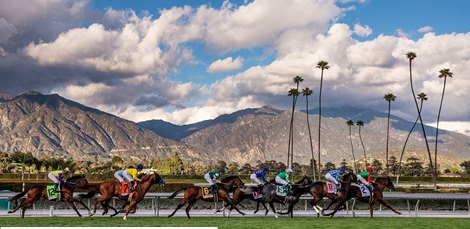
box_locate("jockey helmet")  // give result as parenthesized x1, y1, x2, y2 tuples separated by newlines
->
(367, 166, 373, 172)
(263, 167, 269, 172)
(338, 167, 346, 173)
(136, 164, 144, 170)
(218, 167, 226, 173)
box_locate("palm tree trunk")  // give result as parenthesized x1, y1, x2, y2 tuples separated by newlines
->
(287, 95, 295, 168)
(317, 70, 324, 180)
(397, 100, 423, 183)
(386, 101, 391, 175)
(358, 126, 367, 168)
(349, 126, 357, 173)
(434, 77, 447, 184)
(409, 60, 434, 186)
(306, 96, 316, 178)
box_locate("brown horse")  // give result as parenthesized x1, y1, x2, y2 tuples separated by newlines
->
(8, 176, 92, 218)
(304, 172, 356, 216)
(324, 175, 402, 218)
(79, 172, 164, 219)
(167, 176, 245, 219)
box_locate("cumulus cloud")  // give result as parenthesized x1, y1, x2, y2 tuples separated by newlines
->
(418, 26, 433, 33)
(207, 56, 243, 73)
(353, 23, 372, 37)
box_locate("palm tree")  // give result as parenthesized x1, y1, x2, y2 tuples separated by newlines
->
(347, 120, 357, 173)
(406, 51, 434, 185)
(302, 87, 316, 177)
(316, 60, 329, 180)
(384, 93, 396, 174)
(291, 76, 303, 169)
(356, 120, 367, 168)
(434, 68, 453, 180)
(287, 78, 302, 170)
(397, 92, 428, 183)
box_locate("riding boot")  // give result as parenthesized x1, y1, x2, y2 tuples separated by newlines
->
(129, 181, 134, 193)
(53, 183, 59, 192)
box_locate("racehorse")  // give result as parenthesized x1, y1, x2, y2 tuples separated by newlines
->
(122, 172, 164, 220)
(217, 175, 313, 218)
(304, 171, 356, 216)
(323, 175, 401, 218)
(167, 176, 246, 219)
(79, 172, 164, 219)
(8, 176, 92, 218)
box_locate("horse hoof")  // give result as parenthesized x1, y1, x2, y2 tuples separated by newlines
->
(123, 217, 127, 220)
(275, 215, 279, 219)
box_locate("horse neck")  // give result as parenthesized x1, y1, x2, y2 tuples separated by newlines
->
(139, 178, 154, 194)
(374, 178, 389, 192)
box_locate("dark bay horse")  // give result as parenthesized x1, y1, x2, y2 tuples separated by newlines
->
(304, 172, 356, 216)
(8, 176, 92, 218)
(324, 175, 402, 218)
(167, 176, 245, 219)
(79, 172, 164, 219)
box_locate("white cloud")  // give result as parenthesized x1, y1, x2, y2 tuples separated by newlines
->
(396, 29, 409, 38)
(0, 47, 6, 57)
(427, 121, 470, 136)
(207, 56, 243, 73)
(353, 23, 372, 37)
(418, 26, 433, 33)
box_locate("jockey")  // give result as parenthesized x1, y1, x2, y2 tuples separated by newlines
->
(250, 167, 269, 186)
(275, 168, 293, 189)
(325, 167, 346, 190)
(204, 167, 226, 193)
(123, 164, 144, 193)
(48, 167, 70, 192)
(357, 166, 374, 187)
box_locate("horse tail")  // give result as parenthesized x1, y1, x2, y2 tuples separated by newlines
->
(9, 186, 30, 202)
(168, 187, 186, 199)
(78, 183, 100, 198)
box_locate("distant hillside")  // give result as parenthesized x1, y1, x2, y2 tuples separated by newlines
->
(0, 92, 205, 162)
(141, 106, 470, 168)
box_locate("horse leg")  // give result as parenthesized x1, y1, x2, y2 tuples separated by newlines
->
(253, 201, 260, 214)
(225, 198, 245, 216)
(105, 200, 120, 217)
(184, 199, 197, 219)
(269, 202, 278, 218)
(72, 198, 92, 216)
(8, 200, 25, 214)
(123, 199, 138, 220)
(262, 202, 269, 215)
(369, 202, 375, 218)
(66, 199, 83, 218)
(377, 198, 402, 215)
(20, 200, 34, 218)
(168, 200, 188, 218)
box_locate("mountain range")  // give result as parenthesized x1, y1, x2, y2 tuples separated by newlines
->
(1, 92, 469, 168)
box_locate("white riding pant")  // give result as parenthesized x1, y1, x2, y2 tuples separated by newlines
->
(48, 173, 60, 184)
(122, 170, 134, 182)
(250, 174, 262, 185)
(325, 173, 339, 185)
(204, 173, 213, 185)
(275, 176, 288, 186)
(114, 171, 125, 182)
(357, 175, 370, 186)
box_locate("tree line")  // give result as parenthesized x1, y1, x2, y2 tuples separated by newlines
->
(2, 151, 468, 178)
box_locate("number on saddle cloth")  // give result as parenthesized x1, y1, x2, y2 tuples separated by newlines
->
(253, 190, 263, 199)
(276, 185, 288, 196)
(359, 184, 371, 197)
(121, 182, 130, 195)
(46, 185, 61, 200)
(326, 182, 337, 194)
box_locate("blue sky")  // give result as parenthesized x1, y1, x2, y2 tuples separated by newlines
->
(1, 0, 470, 135)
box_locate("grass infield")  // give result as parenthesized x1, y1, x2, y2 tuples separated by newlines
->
(1, 217, 470, 228)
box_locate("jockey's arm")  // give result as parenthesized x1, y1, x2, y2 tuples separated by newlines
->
(57, 173, 64, 182)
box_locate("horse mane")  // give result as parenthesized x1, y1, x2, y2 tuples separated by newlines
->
(221, 175, 240, 182)
(66, 175, 85, 182)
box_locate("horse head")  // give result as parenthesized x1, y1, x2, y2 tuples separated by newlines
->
(141, 172, 165, 186)
(221, 176, 245, 190)
(296, 175, 313, 186)
(374, 176, 395, 191)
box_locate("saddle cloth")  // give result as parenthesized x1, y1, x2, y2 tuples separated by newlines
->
(326, 182, 337, 194)
(359, 184, 371, 197)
